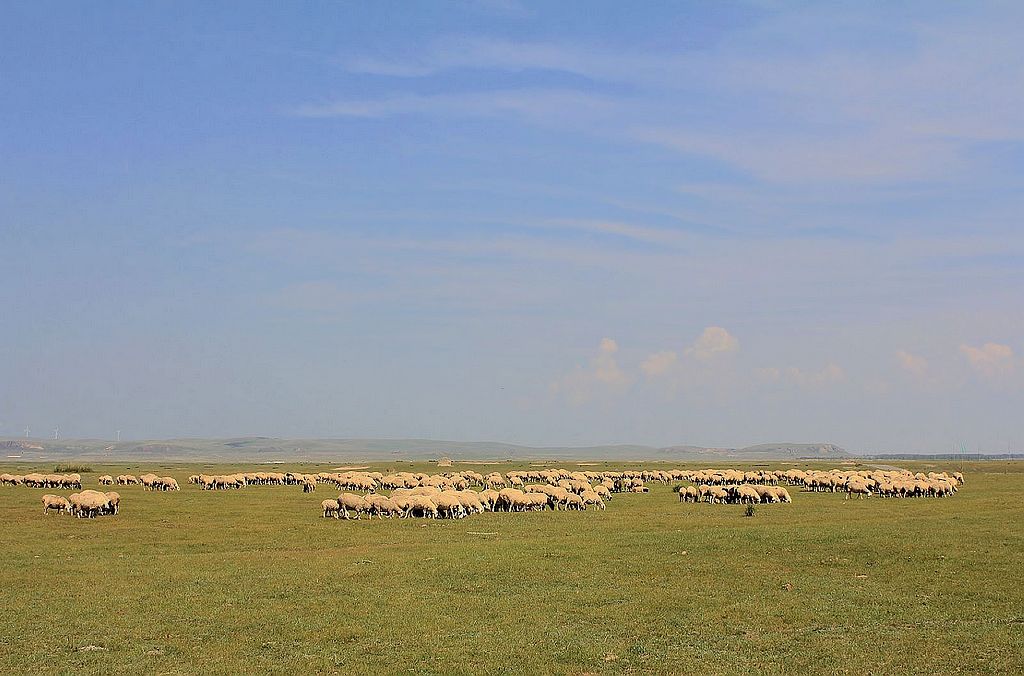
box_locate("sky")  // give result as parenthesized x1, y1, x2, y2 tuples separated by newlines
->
(1, 1, 1022, 452)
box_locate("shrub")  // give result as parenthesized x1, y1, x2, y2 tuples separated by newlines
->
(744, 504, 756, 518)
(53, 463, 93, 473)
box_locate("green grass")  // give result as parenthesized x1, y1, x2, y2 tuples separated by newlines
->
(0, 460, 1021, 674)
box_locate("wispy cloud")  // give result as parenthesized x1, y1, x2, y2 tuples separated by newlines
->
(960, 342, 1015, 378)
(290, 89, 619, 125)
(339, 36, 667, 82)
(323, 6, 1024, 189)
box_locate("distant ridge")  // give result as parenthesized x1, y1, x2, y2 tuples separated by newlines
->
(0, 437, 849, 462)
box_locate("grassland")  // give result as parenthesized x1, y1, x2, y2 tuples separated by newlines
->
(0, 460, 1021, 674)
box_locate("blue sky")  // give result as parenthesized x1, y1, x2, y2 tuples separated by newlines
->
(2, 1, 1022, 451)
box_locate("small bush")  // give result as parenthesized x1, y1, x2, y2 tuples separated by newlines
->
(744, 504, 756, 517)
(53, 464, 93, 473)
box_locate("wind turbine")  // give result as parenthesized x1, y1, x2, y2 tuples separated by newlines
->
(54, 425, 60, 440)
(116, 430, 121, 443)
(24, 426, 30, 438)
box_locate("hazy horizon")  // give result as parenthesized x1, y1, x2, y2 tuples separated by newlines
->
(2, 2, 1022, 453)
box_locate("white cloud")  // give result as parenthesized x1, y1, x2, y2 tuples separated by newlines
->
(685, 327, 739, 361)
(328, 8, 1024, 187)
(640, 350, 678, 378)
(552, 338, 630, 404)
(896, 350, 929, 377)
(960, 342, 1015, 378)
(290, 89, 617, 126)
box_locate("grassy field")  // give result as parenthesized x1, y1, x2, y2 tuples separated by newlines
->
(0, 460, 1021, 674)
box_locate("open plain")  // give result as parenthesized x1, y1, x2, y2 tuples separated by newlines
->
(0, 460, 1021, 674)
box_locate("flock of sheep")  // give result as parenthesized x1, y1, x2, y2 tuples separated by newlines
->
(3, 463, 966, 523)
(674, 467, 964, 501)
(42, 490, 120, 518)
(780, 468, 963, 499)
(97, 473, 179, 490)
(677, 483, 792, 504)
(2, 472, 82, 489)
(318, 469, 688, 520)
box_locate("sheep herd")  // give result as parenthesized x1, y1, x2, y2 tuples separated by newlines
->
(2, 472, 82, 489)
(42, 490, 120, 518)
(780, 468, 964, 499)
(2, 463, 966, 524)
(318, 469, 668, 520)
(674, 467, 963, 501)
(677, 483, 792, 504)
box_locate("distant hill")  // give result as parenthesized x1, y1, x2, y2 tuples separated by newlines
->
(0, 437, 849, 463)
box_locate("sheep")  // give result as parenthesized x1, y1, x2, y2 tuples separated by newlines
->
(70, 490, 111, 518)
(42, 494, 70, 515)
(406, 495, 439, 519)
(364, 494, 401, 519)
(104, 492, 120, 515)
(580, 490, 606, 510)
(495, 488, 526, 512)
(455, 490, 485, 515)
(846, 481, 871, 500)
(116, 475, 139, 486)
(478, 489, 499, 512)
(435, 492, 467, 519)
(302, 479, 316, 493)
(338, 493, 369, 520)
(98, 475, 114, 486)
(563, 493, 585, 511)
(519, 493, 549, 511)
(321, 499, 340, 518)
(737, 485, 762, 505)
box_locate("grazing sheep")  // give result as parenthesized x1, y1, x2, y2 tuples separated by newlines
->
(104, 492, 120, 515)
(580, 490, 606, 511)
(406, 495, 439, 519)
(70, 490, 112, 518)
(846, 481, 871, 500)
(338, 493, 369, 520)
(321, 499, 340, 518)
(564, 493, 585, 511)
(435, 492, 467, 519)
(478, 489, 499, 512)
(42, 494, 70, 515)
(98, 475, 114, 486)
(363, 494, 401, 519)
(161, 477, 180, 491)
